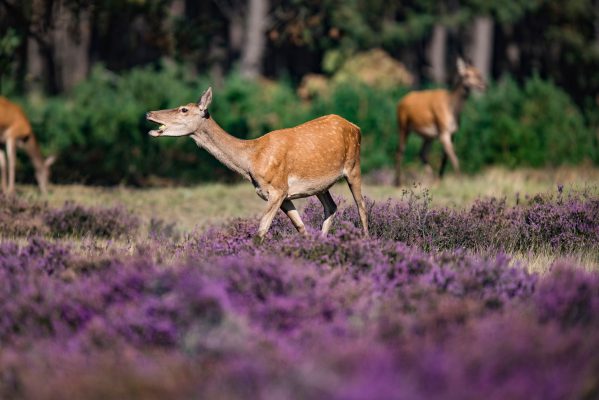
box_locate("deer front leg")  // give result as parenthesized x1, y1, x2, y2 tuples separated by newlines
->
(281, 199, 307, 236)
(255, 190, 286, 244)
(439, 133, 460, 176)
(0, 149, 6, 194)
(6, 137, 16, 194)
(317, 191, 337, 236)
(345, 165, 369, 237)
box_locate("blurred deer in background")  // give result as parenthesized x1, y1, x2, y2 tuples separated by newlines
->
(394, 58, 486, 186)
(146, 87, 369, 243)
(0, 97, 56, 194)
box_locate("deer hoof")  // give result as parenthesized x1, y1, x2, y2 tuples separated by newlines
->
(252, 234, 265, 246)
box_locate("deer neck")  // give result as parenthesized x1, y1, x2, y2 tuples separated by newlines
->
(450, 81, 471, 117)
(190, 117, 254, 180)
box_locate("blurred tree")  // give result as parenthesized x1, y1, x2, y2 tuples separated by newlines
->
(0, 0, 597, 107)
(0, 0, 94, 93)
(0, 28, 20, 93)
(467, 16, 493, 80)
(53, 1, 92, 91)
(240, 0, 269, 78)
(516, 0, 599, 102)
(428, 24, 447, 84)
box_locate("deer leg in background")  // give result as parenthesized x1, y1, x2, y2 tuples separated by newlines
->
(256, 190, 286, 243)
(419, 138, 434, 176)
(0, 149, 6, 193)
(439, 133, 460, 176)
(345, 165, 369, 237)
(281, 199, 307, 236)
(6, 136, 17, 194)
(317, 191, 337, 236)
(439, 151, 449, 177)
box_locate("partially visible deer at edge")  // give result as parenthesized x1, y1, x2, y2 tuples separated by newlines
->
(0, 97, 56, 194)
(395, 58, 486, 186)
(146, 87, 369, 243)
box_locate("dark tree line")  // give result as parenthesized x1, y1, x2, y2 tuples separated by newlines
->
(1, 0, 598, 104)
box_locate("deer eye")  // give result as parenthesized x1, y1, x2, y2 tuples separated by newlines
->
(181, 107, 188, 113)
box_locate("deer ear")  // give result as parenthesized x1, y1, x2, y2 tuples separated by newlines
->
(198, 87, 213, 110)
(45, 155, 56, 168)
(456, 57, 467, 75)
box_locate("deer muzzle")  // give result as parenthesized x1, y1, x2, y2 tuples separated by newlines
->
(146, 112, 166, 137)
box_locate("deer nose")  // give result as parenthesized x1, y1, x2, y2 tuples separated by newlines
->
(145, 112, 152, 119)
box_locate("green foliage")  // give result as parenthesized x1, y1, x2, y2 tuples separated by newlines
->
(0, 28, 20, 94)
(23, 63, 207, 184)
(16, 66, 598, 185)
(310, 82, 407, 171)
(457, 76, 597, 172)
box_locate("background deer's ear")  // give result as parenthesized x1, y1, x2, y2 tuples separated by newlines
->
(456, 57, 467, 75)
(198, 87, 213, 110)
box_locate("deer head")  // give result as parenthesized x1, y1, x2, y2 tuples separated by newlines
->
(146, 88, 213, 137)
(34, 155, 56, 194)
(456, 58, 486, 91)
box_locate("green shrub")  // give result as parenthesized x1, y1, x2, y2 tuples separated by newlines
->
(310, 82, 408, 171)
(14, 67, 598, 185)
(457, 76, 597, 172)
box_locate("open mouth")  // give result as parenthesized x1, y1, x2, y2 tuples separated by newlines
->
(147, 115, 167, 137)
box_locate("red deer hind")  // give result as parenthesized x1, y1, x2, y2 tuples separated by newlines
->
(146, 88, 369, 243)
(0, 97, 56, 194)
(395, 58, 486, 186)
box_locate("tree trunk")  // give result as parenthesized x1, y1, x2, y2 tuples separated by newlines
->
(468, 16, 493, 81)
(240, 0, 268, 79)
(210, 37, 226, 88)
(427, 24, 447, 84)
(26, 37, 45, 93)
(229, 13, 244, 53)
(25, 0, 46, 93)
(167, 0, 185, 56)
(170, 0, 185, 18)
(595, 0, 599, 49)
(53, 3, 91, 92)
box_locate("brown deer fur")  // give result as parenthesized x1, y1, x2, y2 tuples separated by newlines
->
(394, 58, 485, 186)
(146, 87, 369, 242)
(0, 97, 55, 194)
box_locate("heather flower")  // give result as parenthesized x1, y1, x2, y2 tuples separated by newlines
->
(44, 202, 140, 238)
(1, 189, 598, 399)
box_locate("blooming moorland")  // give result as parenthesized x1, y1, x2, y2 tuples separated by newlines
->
(0, 188, 598, 400)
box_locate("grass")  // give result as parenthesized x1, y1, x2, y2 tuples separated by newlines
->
(8, 165, 599, 272)
(16, 165, 599, 231)
(511, 250, 599, 274)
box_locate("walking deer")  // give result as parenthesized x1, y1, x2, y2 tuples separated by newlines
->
(394, 58, 486, 186)
(146, 87, 369, 242)
(0, 97, 56, 194)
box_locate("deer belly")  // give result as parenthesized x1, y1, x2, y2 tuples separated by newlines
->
(415, 125, 438, 138)
(287, 174, 340, 199)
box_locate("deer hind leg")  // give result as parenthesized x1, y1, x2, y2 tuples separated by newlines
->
(439, 133, 460, 177)
(317, 191, 337, 236)
(419, 138, 434, 176)
(255, 189, 286, 244)
(0, 149, 6, 194)
(345, 166, 369, 237)
(439, 152, 449, 177)
(395, 125, 409, 187)
(6, 137, 16, 194)
(280, 199, 307, 236)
